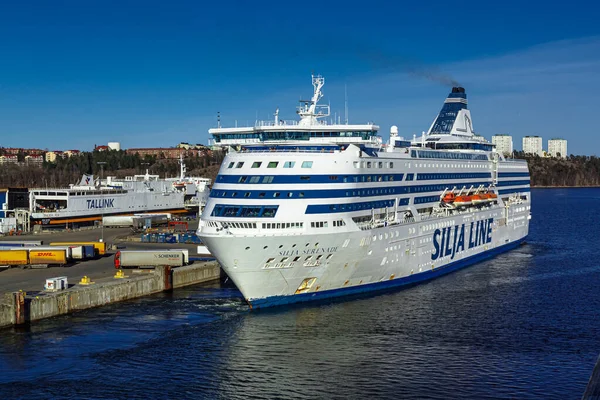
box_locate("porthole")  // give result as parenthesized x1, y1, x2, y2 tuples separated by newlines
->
(263, 246, 268, 249)
(279, 245, 283, 248)
(245, 247, 250, 250)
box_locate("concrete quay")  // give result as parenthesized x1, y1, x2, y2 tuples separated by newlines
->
(0, 262, 221, 328)
(0, 221, 224, 329)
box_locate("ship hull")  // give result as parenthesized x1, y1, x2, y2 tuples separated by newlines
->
(31, 207, 189, 225)
(201, 204, 529, 309)
(248, 237, 525, 308)
(30, 189, 189, 225)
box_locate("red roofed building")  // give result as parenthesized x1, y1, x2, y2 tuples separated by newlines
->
(125, 147, 203, 159)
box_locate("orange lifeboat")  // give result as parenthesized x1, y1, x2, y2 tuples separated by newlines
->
(442, 193, 456, 203)
(487, 192, 498, 202)
(453, 195, 472, 207)
(471, 194, 486, 205)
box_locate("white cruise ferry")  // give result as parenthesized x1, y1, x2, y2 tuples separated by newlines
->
(30, 159, 211, 225)
(197, 75, 531, 308)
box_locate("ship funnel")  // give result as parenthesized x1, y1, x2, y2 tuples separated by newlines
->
(427, 87, 474, 136)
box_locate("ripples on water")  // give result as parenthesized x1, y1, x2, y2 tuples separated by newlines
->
(1, 188, 600, 399)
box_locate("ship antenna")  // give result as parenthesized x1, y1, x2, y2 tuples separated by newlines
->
(344, 83, 348, 124)
(298, 74, 329, 126)
(217, 111, 221, 128)
(179, 153, 186, 180)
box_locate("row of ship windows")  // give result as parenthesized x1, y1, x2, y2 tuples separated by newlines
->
(263, 222, 303, 229)
(226, 160, 496, 174)
(306, 199, 403, 214)
(228, 161, 313, 169)
(412, 150, 489, 161)
(414, 163, 488, 169)
(208, 221, 347, 230)
(33, 190, 127, 196)
(217, 172, 500, 185)
(232, 174, 403, 184)
(214, 187, 402, 199)
(211, 205, 279, 218)
(208, 189, 530, 221)
(223, 222, 258, 229)
(210, 181, 492, 199)
(353, 161, 395, 169)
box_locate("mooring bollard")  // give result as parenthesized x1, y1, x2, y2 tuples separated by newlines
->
(114, 269, 127, 279)
(79, 276, 95, 285)
(14, 291, 26, 325)
(163, 265, 173, 291)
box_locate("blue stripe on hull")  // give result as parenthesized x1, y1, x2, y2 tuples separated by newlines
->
(248, 236, 527, 309)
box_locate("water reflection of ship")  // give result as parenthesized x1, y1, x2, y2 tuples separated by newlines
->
(213, 295, 436, 398)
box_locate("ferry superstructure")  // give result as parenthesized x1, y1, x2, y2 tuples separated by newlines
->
(197, 76, 531, 308)
(29, 159, 211, 225)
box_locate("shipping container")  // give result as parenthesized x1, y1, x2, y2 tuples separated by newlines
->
(0, 240, 43, 247)
(66, 245, 95, 259)
(30, 246, 73, 259)
(102, 215, 134, 228)
(0, 249, 29, 265)
(82, 245, 96, 259)
(114, 249, 189, 269)
(69, 246, 85, 260)
(49, 241, 106, 255)
(29, 249, 68, 265)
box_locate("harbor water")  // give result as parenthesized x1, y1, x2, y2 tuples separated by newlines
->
(0, 188, 599, 399)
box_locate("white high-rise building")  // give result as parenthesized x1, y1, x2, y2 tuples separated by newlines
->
(548, 138, 567, 158)
(492, 134, 513, 156)
(523, 136, 543, 156)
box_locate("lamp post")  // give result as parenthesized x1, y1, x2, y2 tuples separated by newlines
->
(97, 162, 107, 242)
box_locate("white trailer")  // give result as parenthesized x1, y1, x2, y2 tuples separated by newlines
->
(114, 249, 189, 269)
(102, 216, 134, 228)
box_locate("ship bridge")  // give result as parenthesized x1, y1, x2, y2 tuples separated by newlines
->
(209, 75, 380, 148)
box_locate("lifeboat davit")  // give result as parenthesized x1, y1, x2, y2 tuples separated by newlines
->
(453, 195, 472, 207)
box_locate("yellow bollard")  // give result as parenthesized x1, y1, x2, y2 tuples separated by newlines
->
(114, 269, 128, 279)
(79, 276, 95, 285)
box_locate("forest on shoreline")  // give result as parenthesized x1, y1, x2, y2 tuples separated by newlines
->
(0, 149, 224, 188)
(513, 152, 600, 187)
(0, 149, 598, 188)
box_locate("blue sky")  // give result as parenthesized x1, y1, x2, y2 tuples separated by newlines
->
(0, 0, 598, 155)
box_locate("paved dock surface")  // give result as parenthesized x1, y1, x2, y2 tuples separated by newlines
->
(0, 222, 201, 295)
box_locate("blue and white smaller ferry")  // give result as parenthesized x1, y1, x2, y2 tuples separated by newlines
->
(198, 75, 531, 308)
